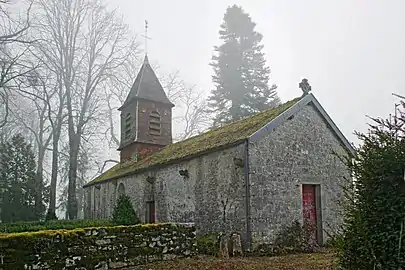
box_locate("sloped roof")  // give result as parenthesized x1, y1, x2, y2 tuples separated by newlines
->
(119, 55, 174, 110)
(249, 93, 355, 155)
(84, 97, 300, 187)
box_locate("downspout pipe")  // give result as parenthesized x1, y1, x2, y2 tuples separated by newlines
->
(244, 139, 252, 250)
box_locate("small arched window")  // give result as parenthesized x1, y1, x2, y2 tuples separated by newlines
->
(124, 113, 132, 139)
(149, 111, 161, 135)
(117, 183, 125, 196)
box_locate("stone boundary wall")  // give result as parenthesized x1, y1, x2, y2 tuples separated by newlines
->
(0, 223, 196, 269)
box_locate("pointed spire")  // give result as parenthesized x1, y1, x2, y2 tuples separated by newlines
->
(118, 53, 174, 110)
(143, 54, 149, 65)
(118, 20, 173, 110)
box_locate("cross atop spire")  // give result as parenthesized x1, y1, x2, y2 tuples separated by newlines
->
(141, 20, 152, 55)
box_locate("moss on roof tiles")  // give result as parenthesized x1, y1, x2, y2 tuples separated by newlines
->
(84, 97, 300, 187)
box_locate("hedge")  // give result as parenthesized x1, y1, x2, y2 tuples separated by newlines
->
(0, 219, 113, 233)
(0, 223, 196, 269)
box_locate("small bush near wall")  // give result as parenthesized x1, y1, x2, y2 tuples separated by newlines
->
(0, 223, 196, 269)
(0, 219, 114, 233)
(196, 233, 220, 256)
(112, 194, 140, 225)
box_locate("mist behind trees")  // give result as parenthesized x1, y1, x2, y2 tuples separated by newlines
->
(0, 0, 280, 221)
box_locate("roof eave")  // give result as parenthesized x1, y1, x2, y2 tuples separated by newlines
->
(134, 96, 175, 107)
(118, 97, 174, 111)
(309, 94, 356, 156)
(83, 139, 247, 188)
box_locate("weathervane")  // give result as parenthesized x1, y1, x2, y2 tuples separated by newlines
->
(299, 78, 312, 97)
(141, 20, 152, 55)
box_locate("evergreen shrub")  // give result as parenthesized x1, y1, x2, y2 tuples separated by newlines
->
(335, 113, 405, 269)
(112, 194, 140, 225)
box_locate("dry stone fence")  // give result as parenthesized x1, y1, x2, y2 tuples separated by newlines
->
(0, 223, 196, 269)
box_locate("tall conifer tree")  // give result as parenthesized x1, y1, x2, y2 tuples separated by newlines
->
(0, 134, 46, 222)
(208, 5, 280, 127)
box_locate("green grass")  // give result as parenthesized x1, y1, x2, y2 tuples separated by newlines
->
(135, 250, 336, 270)
(85, 97, 301, 187)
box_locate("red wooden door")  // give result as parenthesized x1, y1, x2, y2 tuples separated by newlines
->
(146, 201, 156, 223)
(150, 201, 156, 223)
(302, 184, 317, 241)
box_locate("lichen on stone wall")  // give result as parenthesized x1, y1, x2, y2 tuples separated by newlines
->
(248, 104, 351, 247)
(84, 98, 300, 187)
(0, 223, 196, 269)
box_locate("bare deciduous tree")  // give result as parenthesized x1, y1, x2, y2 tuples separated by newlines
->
(10, 71, 55, 218)
(0, 0, 34, 128)
(46, 78, 67, 219)
(160, 71, 210, 141)
(11, 63, 69, 219)
(0, 0, 32, 44)
(35, 0, 138, 219)
(103, 53, 142, 150)
(172, 83, 210, 141)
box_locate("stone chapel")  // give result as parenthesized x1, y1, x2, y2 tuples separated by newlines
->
(83, 54, 354, 249)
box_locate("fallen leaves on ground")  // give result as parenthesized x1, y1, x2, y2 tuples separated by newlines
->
(135, 251, 336, 270)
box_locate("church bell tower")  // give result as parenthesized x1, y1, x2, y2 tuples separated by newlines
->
(117, 54, 174, 162)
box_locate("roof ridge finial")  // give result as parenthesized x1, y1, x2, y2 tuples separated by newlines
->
(299, 78, 311, 97)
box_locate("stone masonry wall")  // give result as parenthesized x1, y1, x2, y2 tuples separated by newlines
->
(248, 103, 351, 247)
(153, 144, 247, 237)
(0, 223, 196, 269)
(87, 144, 248, 243)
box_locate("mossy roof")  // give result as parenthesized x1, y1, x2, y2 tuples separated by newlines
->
(84, 97, 301, 187)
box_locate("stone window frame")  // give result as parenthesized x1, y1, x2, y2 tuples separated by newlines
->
(124, 113, 132, 139)
(149, 110, 161, 135)
(117, 182, 125, 197)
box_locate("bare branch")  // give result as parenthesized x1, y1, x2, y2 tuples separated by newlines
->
(0, 0, 33, 44)
(164, 76, 210, 141)
(33, 0, 141, 219)
(97, 159, 118, 174)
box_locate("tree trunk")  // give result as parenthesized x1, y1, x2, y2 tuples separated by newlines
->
(35, 149, 44, 219)
(67, 134, 80, 220)
(47, 127, 61, 220)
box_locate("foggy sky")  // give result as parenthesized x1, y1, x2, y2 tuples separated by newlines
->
(108, 0, 405, 145)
